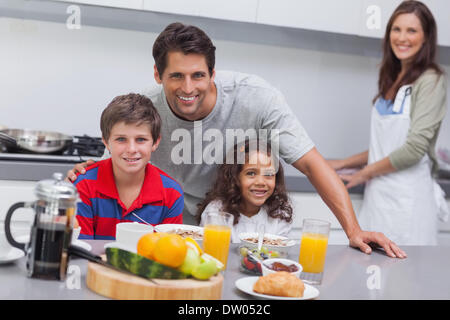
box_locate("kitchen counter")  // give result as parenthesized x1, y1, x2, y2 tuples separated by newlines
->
(1, 240, 450, 300)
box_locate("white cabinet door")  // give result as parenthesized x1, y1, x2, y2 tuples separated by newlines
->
(51, 0, 144, 10)
(143, 0, 258, 23)
(257, 0, 362, 35)
(422, 0, 450, 47)
(357, 0, 402, 39)
(357, 0, 450, 47)
(50, 0, 449, 46)
(143, 0, 198, 17)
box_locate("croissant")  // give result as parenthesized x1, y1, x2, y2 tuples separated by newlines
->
(253, 271, 305, 298)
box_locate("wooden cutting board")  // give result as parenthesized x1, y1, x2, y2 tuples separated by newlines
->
(86, 262, 224, 300)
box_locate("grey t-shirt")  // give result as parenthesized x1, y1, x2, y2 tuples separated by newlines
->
(138, 71, 314, 216)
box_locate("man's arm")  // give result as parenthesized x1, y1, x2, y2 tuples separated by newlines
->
(66, 159, 96, 182)
(292, 147, 406, 258)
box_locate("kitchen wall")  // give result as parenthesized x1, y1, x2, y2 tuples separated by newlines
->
(1, 4, 450, 167)
(1, 2, 450, 245)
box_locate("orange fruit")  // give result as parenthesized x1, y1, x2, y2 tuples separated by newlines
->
(185, 237, 202, 255)
(137, 232, 165, 260)
(153, 234, 188, 268)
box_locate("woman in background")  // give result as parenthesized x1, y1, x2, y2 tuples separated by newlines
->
(328, 1, 448, 245)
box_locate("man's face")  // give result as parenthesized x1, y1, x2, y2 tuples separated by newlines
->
(154, 51, 216, 121)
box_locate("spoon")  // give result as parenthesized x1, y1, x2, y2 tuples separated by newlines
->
(257, 223, 265, 252)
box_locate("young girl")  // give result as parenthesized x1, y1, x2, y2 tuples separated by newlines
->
(197, 139, 293, 243)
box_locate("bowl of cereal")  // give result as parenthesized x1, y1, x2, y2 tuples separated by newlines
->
(154, 224, 203, 241)
(238, 232, 295, 258)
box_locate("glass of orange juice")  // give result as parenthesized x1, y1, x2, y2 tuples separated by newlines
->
(203, 211, 234, 269)
(298, 218, 331, 285)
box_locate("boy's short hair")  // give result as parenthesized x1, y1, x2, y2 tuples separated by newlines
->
(153, 22, 216, 77)
(100, 93, 161, 143)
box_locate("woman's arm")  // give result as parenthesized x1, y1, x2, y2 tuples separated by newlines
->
(389, 72, 447, 172)
(339, 156, 396, 189)
(328, 151, 369, 170)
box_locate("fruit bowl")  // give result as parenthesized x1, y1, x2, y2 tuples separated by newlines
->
(238, 245, 284, 276)
(238, 232, 295, 258)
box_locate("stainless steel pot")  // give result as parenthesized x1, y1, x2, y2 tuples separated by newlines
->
(0, 129, 73, 153)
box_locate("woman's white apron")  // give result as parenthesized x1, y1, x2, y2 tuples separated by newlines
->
(358, 85, 447, 245)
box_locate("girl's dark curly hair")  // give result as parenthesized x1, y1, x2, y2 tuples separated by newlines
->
(196, 139, 293, 226)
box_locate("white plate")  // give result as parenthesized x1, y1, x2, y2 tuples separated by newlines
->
(154, 224, 203, 240)
(72, 240, 92, 252)
(104, 241, 137, 253)
(235, 276, 319, 300)
(0, 247, 25, 264)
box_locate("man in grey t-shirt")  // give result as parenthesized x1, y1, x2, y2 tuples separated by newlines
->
(68, 23, 406, 258)
(144, 70, 315, 221)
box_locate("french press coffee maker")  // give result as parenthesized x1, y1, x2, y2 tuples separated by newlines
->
(4, 172, 78, 280)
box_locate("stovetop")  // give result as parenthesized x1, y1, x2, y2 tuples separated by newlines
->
(0, 135, 105, 163)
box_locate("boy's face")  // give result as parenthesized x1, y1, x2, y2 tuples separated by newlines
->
(103, 121, 160, 177)
(154, 51, 216, 121)
(238, 151, 276, 216)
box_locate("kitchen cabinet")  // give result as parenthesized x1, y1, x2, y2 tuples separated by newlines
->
(357, 0, 402, 39)
(143, 0, 258, 23)
(27, 0, 450, 47)
(357, 0, 450, 47)
(256, 0, 361, 36)
(257, 0, 450, 47)
(50, 0, 144, 10)
(421, 0, 450, 47)
(50, 0, 258, 23)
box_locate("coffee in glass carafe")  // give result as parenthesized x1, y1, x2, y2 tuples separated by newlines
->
(4, 172, 78, 280)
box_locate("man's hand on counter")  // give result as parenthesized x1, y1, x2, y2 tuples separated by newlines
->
(348, 229, 407, 259)
(65, 159, 95, 182)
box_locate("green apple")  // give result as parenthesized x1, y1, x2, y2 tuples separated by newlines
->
(191, 260, 218, 280)
(178, 248, 201, 275)
(200, 253, 224, 273)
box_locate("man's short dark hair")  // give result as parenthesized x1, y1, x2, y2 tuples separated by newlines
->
(152, 22, 216, 77)
(100, 93, 161, 143)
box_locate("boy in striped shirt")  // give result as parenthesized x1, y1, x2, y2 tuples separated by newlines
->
(73, 93, 184, 240)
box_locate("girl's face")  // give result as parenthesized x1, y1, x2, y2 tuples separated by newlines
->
(390, 13, 425, 67)
(238, 151, 276, 216)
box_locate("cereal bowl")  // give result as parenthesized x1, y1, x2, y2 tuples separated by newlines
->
(238, 232, 295, 258)
(261, 258, 302, 278)
(154, 224, 204, 241)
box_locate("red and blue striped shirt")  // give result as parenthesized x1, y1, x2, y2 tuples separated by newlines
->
(73, 159, 184, 240)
